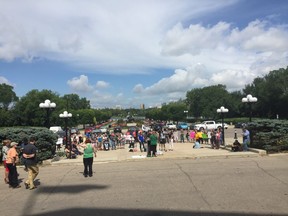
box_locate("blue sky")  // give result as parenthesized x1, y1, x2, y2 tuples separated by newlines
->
(1, 0, 288, 108)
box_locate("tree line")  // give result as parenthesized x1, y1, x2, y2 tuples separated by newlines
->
(0, 66, 287, 127)
(142, 67, 288, 121)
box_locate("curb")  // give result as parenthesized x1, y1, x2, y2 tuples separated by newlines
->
(248, 148, 267, 156)
(42, 150, 267, 166)
(222, 145, 267, 156)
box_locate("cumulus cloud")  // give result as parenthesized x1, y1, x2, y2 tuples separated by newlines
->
(67, 75, 93, 92)
(152, 19, 288, 100)
(1, 1, 288, 108)
(96, 81, 109, 89)
(133, 64, 208, 98)
(89, 90, 127, 108)
(161, 22, 231, 56)
(67, 75, 122, 108)
(133, 84, 144, 93)
(0, 1, 234, 70)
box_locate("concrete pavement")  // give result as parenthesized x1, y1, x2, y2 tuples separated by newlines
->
(48, 137, 266, 166)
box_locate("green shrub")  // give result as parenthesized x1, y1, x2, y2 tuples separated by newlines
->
(0, 127, 57, 162)
(247, 119, 288, 153)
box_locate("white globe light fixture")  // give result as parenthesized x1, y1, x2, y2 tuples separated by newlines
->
(59, 111, 73, 118)
(39, 99, 56, 128)
(242, 94, 258, 122)
(184, 110, 188, 120)
(59, 111, 73, 159)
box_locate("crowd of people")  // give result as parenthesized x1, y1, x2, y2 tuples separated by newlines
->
(59, 125, 249, 158)
(1, 126, 250, 185)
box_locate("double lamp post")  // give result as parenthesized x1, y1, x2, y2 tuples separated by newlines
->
(39, 99, 73, 159)
(59, 111, 73, 158)
(217, 106, 229, 146)
(242, 94, 258, 122)
(39, 99, 56, 128)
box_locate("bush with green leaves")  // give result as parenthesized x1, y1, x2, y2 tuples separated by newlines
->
(0, 127, 58, 162)
(247, 119, 288, 153)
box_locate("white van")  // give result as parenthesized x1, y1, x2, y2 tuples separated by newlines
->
(49, 126, 63, 133)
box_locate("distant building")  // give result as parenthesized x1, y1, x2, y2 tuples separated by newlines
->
(140, 104, 145, 109)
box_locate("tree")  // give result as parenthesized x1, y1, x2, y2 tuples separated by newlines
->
(161, 101, 187, 122)
(0, 83, 18, 110)
(145, 107, 163, 121)
(0, 109, 11, 127)
(244, 67, 288, 119)
(186, 85, 231, 119)
(62, 94, 90, 110)
(13, 89, 60, 127)
(77, 109, 96, 126)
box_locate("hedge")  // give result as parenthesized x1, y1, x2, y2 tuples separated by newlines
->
(0, 127, 58, 163)
(247, 119, 288, 153)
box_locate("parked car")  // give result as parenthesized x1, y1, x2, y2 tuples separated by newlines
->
(234, 122, 245, 128)
(141, 124, 151, 132)
(84, 127, 94, 134)
(70, 127, 79, 134)
(56, 130, 65, 138)
(114, 126, 122, 133)
(177, 122, 189, 130)
(49, 126, 63, 133)
(128, 126, 139, 134)
(100, 126, 108, 133)
(92, 129, 102, 134)
(194, 121, 222, 131)
(165, 122, 177, 130)
(152, 124, 162, 132)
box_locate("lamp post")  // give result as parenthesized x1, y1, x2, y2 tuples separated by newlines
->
(59, 111, 72, 158)
(184, 110, 188, 120)
(242, 94, 257, 122)
(39, 99, 56, 128)
(217, 106, 229, 146)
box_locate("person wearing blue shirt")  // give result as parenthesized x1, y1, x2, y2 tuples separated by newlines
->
(242, 128, 250, 151)
(138, 132, 146, 152)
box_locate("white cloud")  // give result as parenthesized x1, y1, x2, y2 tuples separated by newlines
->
(96, 81, 109, 89)
(133, 84, 144, 93)
(67, 75, 93, 92)
(132, 64, 210, 105)
(1, 1, 288, 108)
(161, 22, 231, 56)
(0, 76, 11, 85)
(0, 1, 235, 70)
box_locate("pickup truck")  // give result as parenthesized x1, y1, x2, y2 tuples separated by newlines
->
(165, 122, 177, 129)
(194, 121, 225, 131)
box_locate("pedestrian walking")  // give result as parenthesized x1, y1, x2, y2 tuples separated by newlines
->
(23, 136, 39, 190)
(6, 142, 21, 189)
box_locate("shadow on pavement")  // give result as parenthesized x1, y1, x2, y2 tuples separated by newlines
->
(22, 182, 286, 216)
(27, 208, 287, 216)
(37, 184, 110, 194)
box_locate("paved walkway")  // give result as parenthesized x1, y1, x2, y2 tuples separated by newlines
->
(48, 137, 266, 166)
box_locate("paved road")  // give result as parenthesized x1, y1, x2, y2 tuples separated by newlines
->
(1, 155, 288, 216)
